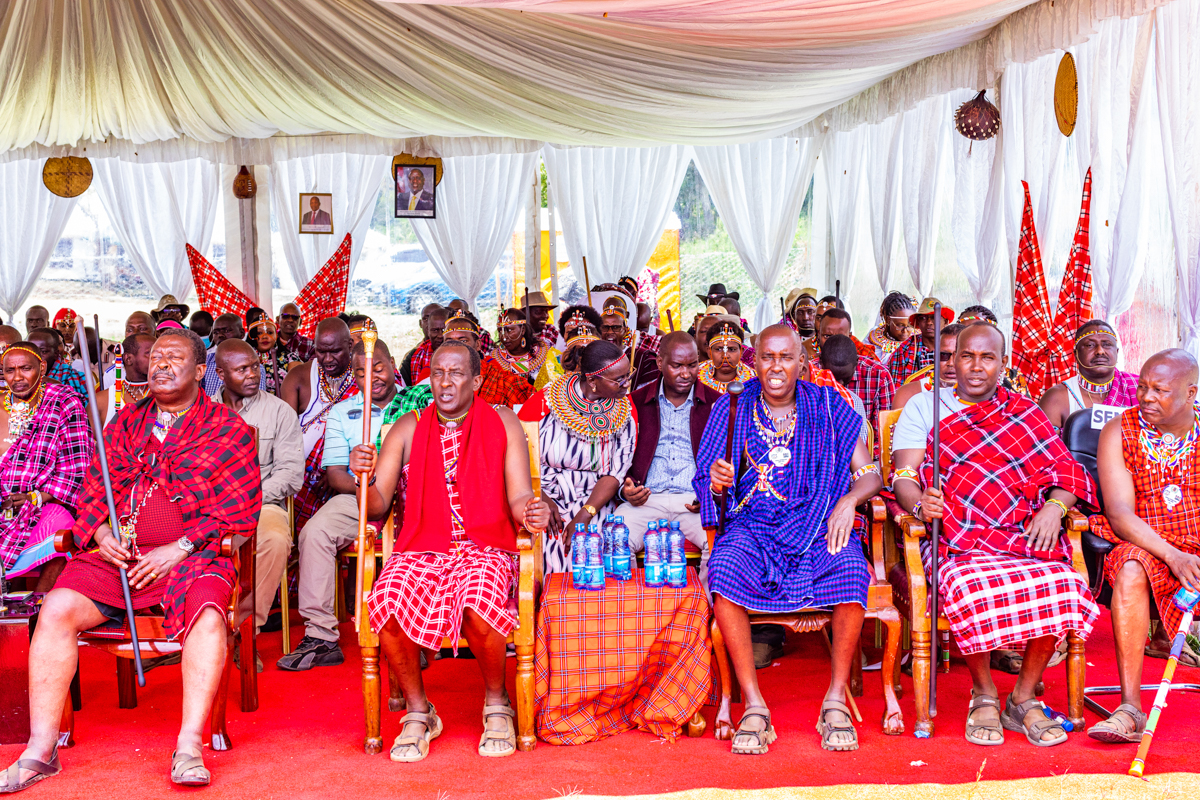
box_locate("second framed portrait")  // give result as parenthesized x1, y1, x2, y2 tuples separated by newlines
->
(299, 193, 334, 234)
(394, 164, 436, 219)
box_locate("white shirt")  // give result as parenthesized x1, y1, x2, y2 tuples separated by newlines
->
(892, 387, 970, 453)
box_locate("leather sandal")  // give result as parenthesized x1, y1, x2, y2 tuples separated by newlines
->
(816, 699, 859, 752)
(390, 703, 443, 763)
(731, 707, 777, 755)
(964, 693, 1004, 746)
(999, 694, 1068, 747)
(0, 750, 60, 794)
(1087, 703, 1147, 744)
(478, 704, 517, 758)
(170, 750, 210, 787)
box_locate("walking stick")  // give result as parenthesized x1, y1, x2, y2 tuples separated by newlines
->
(665, 309, 674, 332)
(835, 280, 840, 302)
(1129, 587, 1200, 778)
(717, 381, 744, 538)
(582, 256, 593, 306)
(354, 321, 378, 634)
(929, 303, 943, 717)
(74, 317, 145, 686)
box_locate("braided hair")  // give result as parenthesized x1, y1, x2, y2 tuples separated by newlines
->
(880, 291, 916, 319)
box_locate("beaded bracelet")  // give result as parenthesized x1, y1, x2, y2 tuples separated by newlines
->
(911, 501, 924, 521)
(1045, 497, 1069, 517)
(28, 491, 42, 509)
(851, 464, 881, 482)
(892, 465, 922, 487)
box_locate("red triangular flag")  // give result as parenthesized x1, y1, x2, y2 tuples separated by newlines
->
(294, 234, 352, 339)
(1045, 168, 1094, 391)
(1010, 181, 1055, 399)
(187, 244, 253, 320)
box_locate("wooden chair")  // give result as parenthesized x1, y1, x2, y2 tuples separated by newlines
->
(54, 529, 258, 750)
(356, 419, 544, 754)
(707, 495, 904, 739)
(885, 405, 1092, 737)
(280, 496, 295, 654)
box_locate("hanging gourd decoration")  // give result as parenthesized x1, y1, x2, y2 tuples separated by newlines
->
(954, 91, 1001, 144)
(232, 165, 257, 199)
(42, 156, 93, 198)
(1054, 52, 1078, 137)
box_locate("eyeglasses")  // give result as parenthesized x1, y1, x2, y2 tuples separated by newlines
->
(938, 351, 954, 361)
(595, 371, 632, 388)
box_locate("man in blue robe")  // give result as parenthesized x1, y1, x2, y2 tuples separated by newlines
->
(696, 324, 882, 754)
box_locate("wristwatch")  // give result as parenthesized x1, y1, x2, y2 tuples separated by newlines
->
(177, 537, 196, 555)
(582, 504, 598, 518)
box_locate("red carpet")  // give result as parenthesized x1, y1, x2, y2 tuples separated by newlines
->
(4, 609, 1197, 799)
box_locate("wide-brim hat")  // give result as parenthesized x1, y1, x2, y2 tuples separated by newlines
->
(520, 291, 555, 309)
(151, 294, 190, 319)
(909, 297, 955, 324)
(697, 282, 739, 303)
(784, 287, 818, 313)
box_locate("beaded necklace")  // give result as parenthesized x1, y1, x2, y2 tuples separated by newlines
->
(152, 402, 193, 442)
(730, 398, 797, 514)
(546, 373, 630, 443)
(301, 365, 355, 434)
(1079, 373, 1114, 395)
(493, 342, 549, 378)
(697, 360, 753, 394)
(1, 382, 45, 444)
(1137, 405, 1200, 511)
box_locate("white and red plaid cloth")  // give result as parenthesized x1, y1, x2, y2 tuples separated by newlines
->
(188, 244, 253, 320)
(1010, 181, 1056, 399)
(367, 422, 518, 650)
(1045, 167, 1094, 392)
(294, 235, 352, 339)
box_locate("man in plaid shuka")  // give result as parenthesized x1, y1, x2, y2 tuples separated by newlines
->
(3, 329, 262, 790)
(1086, 350, 1200, 744)
(359, 342, 550, 762)
(893, 322, 1099, 748)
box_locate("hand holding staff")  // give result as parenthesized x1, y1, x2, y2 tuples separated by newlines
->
(354, 320, 378, 634)
(74, 317, 145, 687)
(929, 303, 943, 717)
(716, 381, 744, 538)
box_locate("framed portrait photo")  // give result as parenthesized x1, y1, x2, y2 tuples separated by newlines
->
(394, 164, 436, 219)
(298, 192, 334, 234)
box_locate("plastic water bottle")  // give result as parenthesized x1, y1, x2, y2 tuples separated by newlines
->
(585, 522, 605, 590)
(644, 521, 665, 587)
(612, 516, 632, 581)
(602, 514, 614, 576)
(1173, 586, 1200, 612)
(666, 521, 687, 588)
(571, 523, 589, 590)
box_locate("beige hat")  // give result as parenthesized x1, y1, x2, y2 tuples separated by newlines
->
(703, 304, 727, 316)
(783, 288, 818, 314)
(909, 297, 955, 324)
(519, 291, 555, 309)
(151, 294, 190, 320)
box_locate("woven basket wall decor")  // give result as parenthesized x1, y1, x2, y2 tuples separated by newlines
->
(1054, 52, 1078, 137)
(42, 156, 93, 198)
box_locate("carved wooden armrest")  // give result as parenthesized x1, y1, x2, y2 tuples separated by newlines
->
(866, 495, 887, 523)
(54, 529, 79, 555)
(219, 534, 236, 558)
(898, 513, 932, 631)
(516, 527, 534, 551)
(899, 514, 927, 540)
(1065, 508, 1089, 532)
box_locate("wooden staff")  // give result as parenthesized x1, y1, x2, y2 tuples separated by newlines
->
(665, 309, 675, 332)
(1129, 587, 1200, 778)
(74, 317, 145, 686)
(582, 256, 592, 306)
(929, 303, 943, 716)
(354, 321, 378, 634)
(717, 381, 745, 538)
(834, 280, 841, 302)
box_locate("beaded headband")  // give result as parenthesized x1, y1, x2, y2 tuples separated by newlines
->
(708, 321, 744, 347)
(958, 314, 995, 325)
(445, 310, 480, 334)
(586, 357, 623, 378)
(601, 301, 628, 320)
(564, 309, 590, 328)
(794, 296, 817, 307)
(1, 344, 44, 363)
(248, 318, 276, 332)
(1075, 325, 1118, 346)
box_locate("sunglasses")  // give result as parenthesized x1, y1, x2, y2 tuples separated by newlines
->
(938, 351, 954, 361)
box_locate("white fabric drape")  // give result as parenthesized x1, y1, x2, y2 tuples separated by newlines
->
(409, 152, 539, 308)
(1154, 0, 1200, 356)
(951, 94, 1006, 304)
(91, 158, 219, 300)
(542, 145, 690, 287)
(693, 136, 823, 332)
(0, 160, 78, 323)
(822, 127, 871, 297)
(268, 152, 390, 287)
(900, 95, 954, 297)
(864, 116, 904, 293)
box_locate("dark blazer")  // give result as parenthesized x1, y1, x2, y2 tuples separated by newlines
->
(626, 378, 720, 487)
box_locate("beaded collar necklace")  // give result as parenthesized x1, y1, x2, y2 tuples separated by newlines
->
(1079, 373, 1114, 394)
(697, 360, 753, 393)
(152, 402, 193, 442)
(494, 341, 549, 376)
(1, 381, 45, 444)
(547, 373, 630, 443)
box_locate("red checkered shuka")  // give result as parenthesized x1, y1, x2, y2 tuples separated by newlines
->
(188, 244, 252, 320)
(367, 424, 518, 650)
(848, 355, 895, 459)
(807, 365, 860, 414)
(533, 570, 715, 744)
(410, 340, 433, 384)
(1011, 181, 1055, 399)
(885, 335, 933, 385)
(477, 356, 535, 407)
(1045, 168, 1094, 392)
(1091, 409, 1200, 635)
(294, 234, 351, 339)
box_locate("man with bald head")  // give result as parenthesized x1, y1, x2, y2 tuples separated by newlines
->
(892, 322, 1099, 747)
(615, 331, 718, 582)
(124, 311, 155, 339)
(280, 317, 359, 531)
(29, 328, 87, 400)
(699, 324, 885, 753)
(402, 306, 449, 385)
(24, 306, 49, 337)
(276, 302, 314, 363)
(213, 339, 304, 651)
(1087, 349, 1200, 743)
(447, 299, 495, 356)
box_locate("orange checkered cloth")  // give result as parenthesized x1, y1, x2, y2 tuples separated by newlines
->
(534, 569, 714, 744)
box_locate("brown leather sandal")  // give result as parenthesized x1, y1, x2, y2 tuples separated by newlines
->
(999, 694, 1068, 747)
(0, 750, 60, 794)
(390, 703, 443, 763)
(732, 707, 777, 755)
(816, 699, 859, 752)
(964, 693, 1004, 746)
(170, 750, 210, 787)
(1087, 703, 1147, 744)
(478, 704, 517, 758)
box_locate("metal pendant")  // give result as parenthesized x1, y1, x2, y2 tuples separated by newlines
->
(768, 446, 791, 467)
(1163, 484, 1183, 509)
(444, 420, 458, 429)
(1163, 432, 1177, 446)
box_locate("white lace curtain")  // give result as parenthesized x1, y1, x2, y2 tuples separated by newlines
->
(0, 160, 78, 323)
(91, 158, 220, 300)
(822, 127, 870, 298)
(409, 152, 539, 308)
(693, 136, 823, 332)
(268, 151, 390, 287)
(542, 145, 691, 287)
